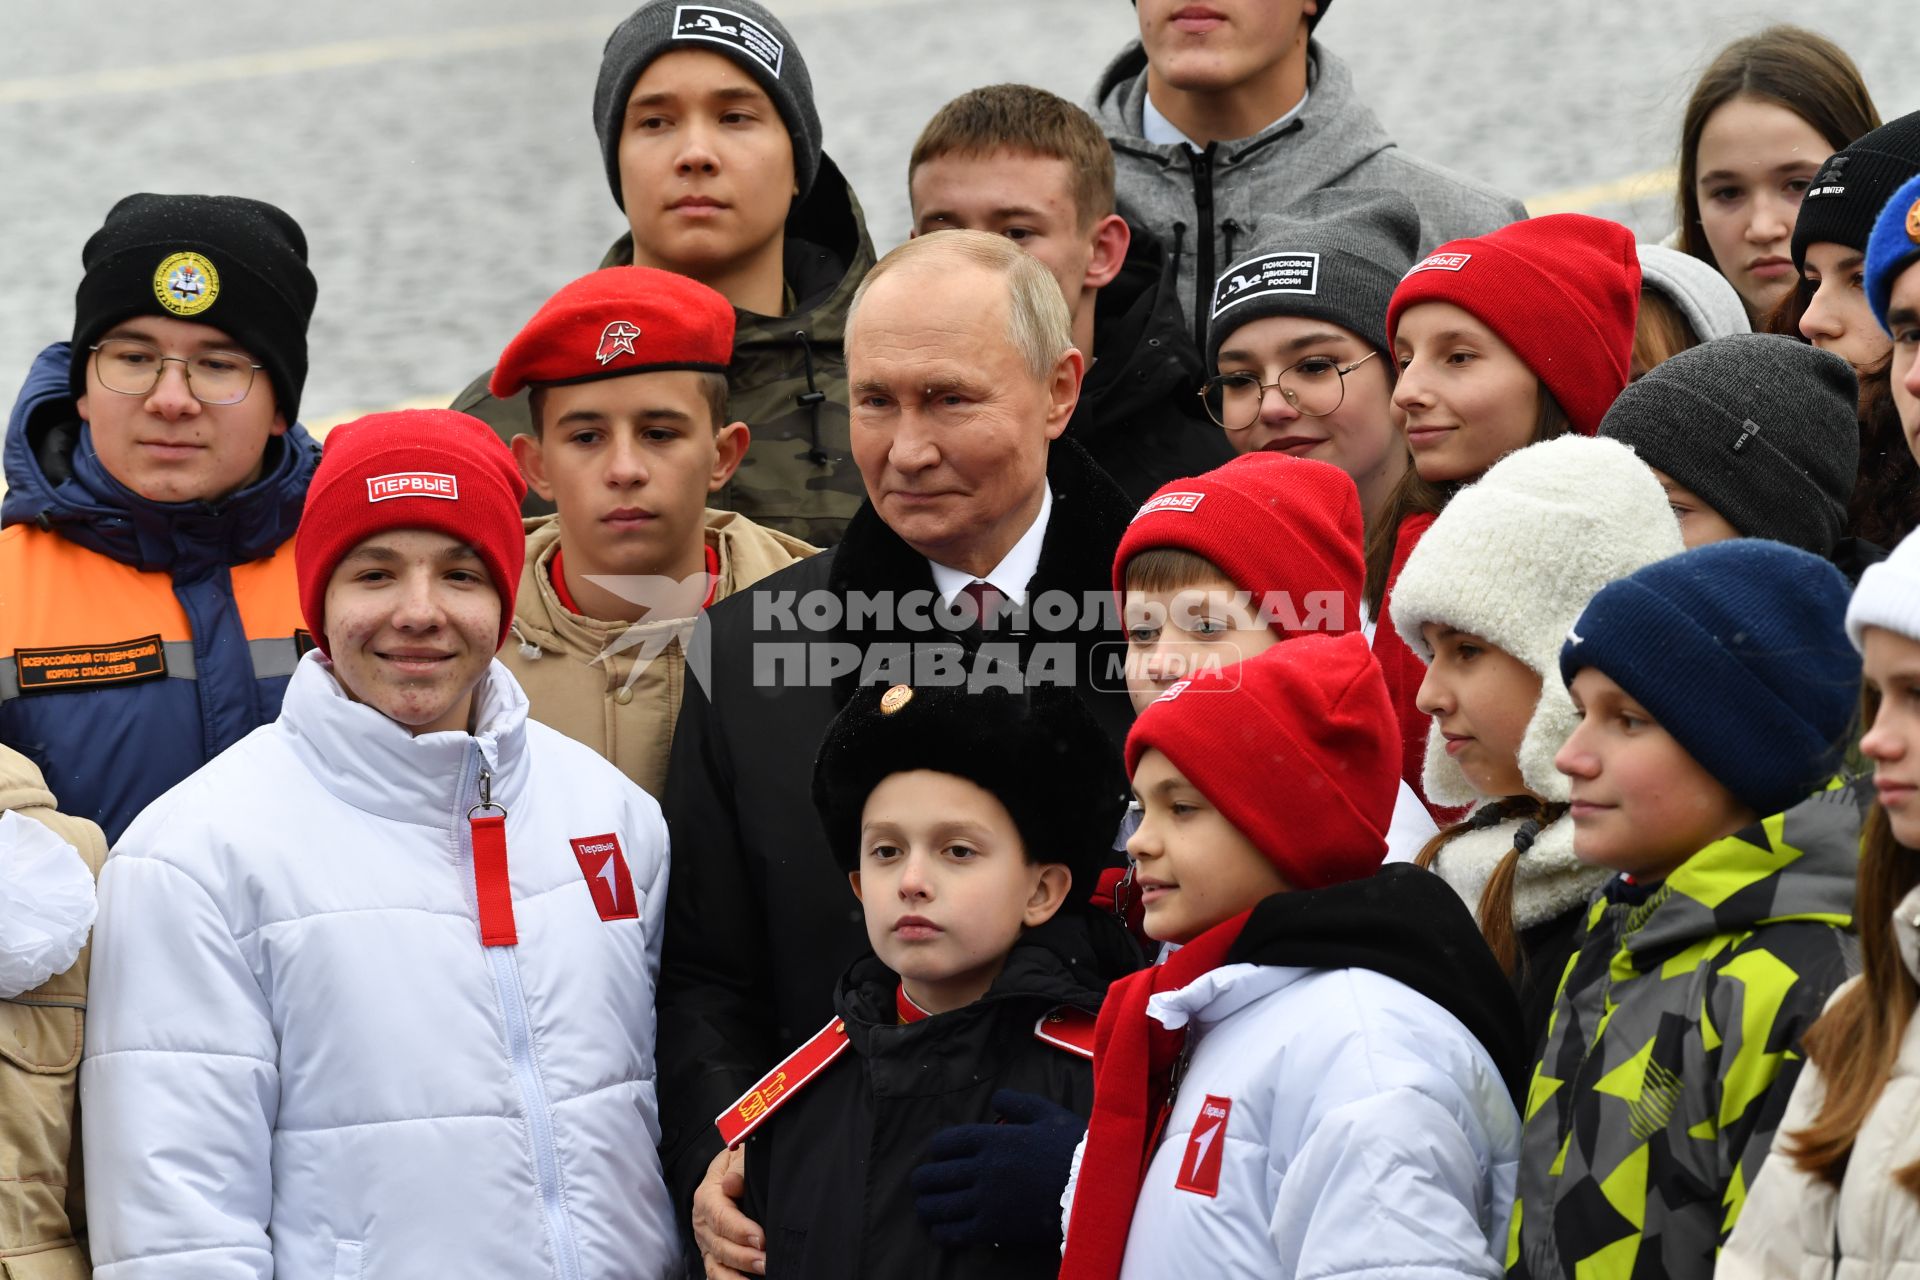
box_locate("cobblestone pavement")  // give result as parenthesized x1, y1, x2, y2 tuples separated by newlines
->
(2, 0, 1914, 425)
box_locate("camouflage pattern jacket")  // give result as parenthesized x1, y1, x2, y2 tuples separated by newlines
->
(453, 154, 876, 546)
(1508, 779, 1866, 1280)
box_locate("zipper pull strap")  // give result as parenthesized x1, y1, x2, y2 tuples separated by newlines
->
(469, 766, 517, 947)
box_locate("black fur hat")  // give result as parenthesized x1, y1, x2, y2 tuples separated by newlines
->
(812, 681, 1127, 892)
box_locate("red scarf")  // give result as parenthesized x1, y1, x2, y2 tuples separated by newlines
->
(1059, 909, 1250, 1280)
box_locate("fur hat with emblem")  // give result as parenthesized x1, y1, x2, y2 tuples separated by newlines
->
(1390, 436, 1683, 806)
(812, 682, 1127, 896)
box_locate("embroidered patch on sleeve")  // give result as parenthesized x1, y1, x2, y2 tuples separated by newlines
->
(14, 634, 168, 693)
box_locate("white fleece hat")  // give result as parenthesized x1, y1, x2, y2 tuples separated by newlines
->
(1391, 436, 1685, 805)
(1636, 243, 1750, 345)
(1848, 526, 1920, 652)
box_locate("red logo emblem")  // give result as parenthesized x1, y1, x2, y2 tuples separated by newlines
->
(570, 833, 638, 921)
(595, 320, 643, 365)
(1174, 1095, 1232, 1197)
(366, 471, 458, 503)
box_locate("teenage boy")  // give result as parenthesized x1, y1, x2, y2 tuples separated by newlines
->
(1514, 540, 1865, 1277)
(908, 83, 1230, 502)
(489, 266, 815, 795)
(82, 410, 678, 1279)
(1113, 452, 1438, 861)
(0, 193, 320, 842)
(1867, 171, 1920, 461)
(713, 680, 1140, 1278)
(1090, 0, 1526, 350)
(1059, 634, 1526, 1279)
(455, 0, 876, 545)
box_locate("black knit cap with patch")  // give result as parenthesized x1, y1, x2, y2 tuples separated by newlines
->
(1792, 110, 1920, 272)
(812, 681, 1127, 894)
(593, 0, 822, 212)
(70, 193, 318, 423)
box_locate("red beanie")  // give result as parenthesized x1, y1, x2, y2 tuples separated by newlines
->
(295, 409, 529, 655)
(1385, 213, 1640, 436)
(1113, 453, 1364, 636)
(1125, 633, 1396, 889)
(489, 265, 734, 398)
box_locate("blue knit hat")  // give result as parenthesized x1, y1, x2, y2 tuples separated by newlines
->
(1558, 540, 1860, 818)
(1866, 171, 1920, 335)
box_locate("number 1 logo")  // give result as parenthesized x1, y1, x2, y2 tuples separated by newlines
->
(1174, 1095, 1232, 1197)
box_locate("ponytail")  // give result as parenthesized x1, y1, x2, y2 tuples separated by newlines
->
(1417, 795, 1568, 978)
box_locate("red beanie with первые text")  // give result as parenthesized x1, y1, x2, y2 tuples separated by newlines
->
(295, 409, 529, 655)
(1113, 453, 1365, 636)
(1385, 213, 1640, 436)
(488, 265, 734, 399)
(1125, 632, 1397, 889)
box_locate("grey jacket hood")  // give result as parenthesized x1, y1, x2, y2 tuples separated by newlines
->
(1090, 40, 1528, 349)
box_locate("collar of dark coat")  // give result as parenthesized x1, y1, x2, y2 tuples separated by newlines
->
(822, 438, 1135, 708)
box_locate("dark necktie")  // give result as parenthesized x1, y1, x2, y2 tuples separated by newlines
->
(962, 579, 1005, 631)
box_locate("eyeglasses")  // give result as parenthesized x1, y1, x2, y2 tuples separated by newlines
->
(1198, 350, 1381, 430)
(89, 338, 263, 406)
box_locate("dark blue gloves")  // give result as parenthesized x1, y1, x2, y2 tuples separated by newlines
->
(911, 1089, 1088, 1247)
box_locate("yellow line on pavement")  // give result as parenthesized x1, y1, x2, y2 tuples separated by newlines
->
(1526, 166, 1678, 218)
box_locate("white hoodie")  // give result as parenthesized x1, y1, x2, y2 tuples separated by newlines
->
(81, 653, 677, 1279)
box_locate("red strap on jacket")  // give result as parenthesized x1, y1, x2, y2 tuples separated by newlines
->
(470, 813, 518, 946)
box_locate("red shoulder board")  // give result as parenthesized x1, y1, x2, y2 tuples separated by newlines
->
(713, 1016, 851, 1149)
(1033, 1005, 1097, 1060)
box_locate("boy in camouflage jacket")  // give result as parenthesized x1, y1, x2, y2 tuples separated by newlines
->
(1510, 541, 1864, 1280)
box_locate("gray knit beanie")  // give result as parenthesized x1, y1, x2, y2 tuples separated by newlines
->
(1636, 243, 1750, 345)
(1599, 333, 1859, 557)
(1205, 188, 1419, 369)
(593, 1, 823, 212)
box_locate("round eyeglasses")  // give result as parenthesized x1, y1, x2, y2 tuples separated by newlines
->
(89, 339, 263, 406)
(1198, 349, 1380, 430)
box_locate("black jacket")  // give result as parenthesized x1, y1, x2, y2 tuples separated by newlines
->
(1069, 227, 1233, 505)
(1228, 863, 1531, 1102)
(742, 912, 1139, 1279)
(657, 441, 1138, 1214)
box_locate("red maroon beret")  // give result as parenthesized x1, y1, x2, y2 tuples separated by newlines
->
(489, 266, 734, 398)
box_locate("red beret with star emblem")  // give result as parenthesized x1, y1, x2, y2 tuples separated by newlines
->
(489, 265, 734, 398)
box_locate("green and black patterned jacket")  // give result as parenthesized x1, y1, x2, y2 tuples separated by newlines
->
(1508, 779, 1867, 1280)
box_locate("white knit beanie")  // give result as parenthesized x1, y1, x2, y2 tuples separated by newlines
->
(1848, 526, 1920, 652)
(1390, 436, 1685, 805)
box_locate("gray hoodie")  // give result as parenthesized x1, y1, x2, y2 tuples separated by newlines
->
(1091, 40, 1528, 351)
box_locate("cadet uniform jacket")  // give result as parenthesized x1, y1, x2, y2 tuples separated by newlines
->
(454, 155, 877, 546)
(655, 440, 1137, 1217)
(0, 746, 106, 1280)
(0, 342, 316, 843)
(81, 656, 678, 1280)
(734, 915, 1136, 1280)
(501, 510, 816, 796)
(1510, 781, 1866, 1280)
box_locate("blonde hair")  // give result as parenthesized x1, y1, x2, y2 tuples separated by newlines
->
(849, 230, 1073, 381)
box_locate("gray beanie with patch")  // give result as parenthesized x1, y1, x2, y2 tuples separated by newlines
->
(1205, 188, 1420, 369)
(1599, 333, 1858, 557)
(593, 1, 823, 212)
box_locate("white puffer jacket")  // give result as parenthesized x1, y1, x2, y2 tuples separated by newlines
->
(1061, 962, 1520, 1279)
(1720, 882, 1920, 1279)
(81, 654, 677, 1280)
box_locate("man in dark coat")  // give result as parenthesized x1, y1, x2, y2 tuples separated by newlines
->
(660, 230, 1137, 1277)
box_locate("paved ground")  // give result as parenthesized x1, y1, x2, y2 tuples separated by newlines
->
(2, 0, 1915, 426)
